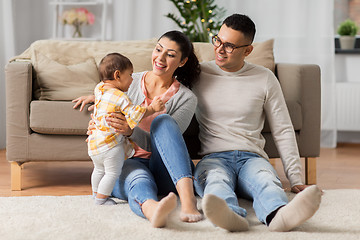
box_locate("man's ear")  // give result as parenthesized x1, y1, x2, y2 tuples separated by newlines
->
(244, 45, 254, 57)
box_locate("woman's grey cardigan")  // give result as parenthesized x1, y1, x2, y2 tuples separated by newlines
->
(127, 71, 197, 152)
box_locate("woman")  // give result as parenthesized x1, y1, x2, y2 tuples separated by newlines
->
(73, 30, 202, 227)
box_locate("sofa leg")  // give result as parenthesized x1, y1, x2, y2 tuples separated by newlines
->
(305, 157, 316, 185)
(11, 162, 23, 191)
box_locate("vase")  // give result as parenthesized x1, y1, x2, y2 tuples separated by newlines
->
(339, 36, 356, 50)
(72, 23, 82, 38)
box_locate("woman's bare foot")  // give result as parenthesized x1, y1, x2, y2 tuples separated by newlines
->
(179, 195, 203, 222)
(176, 177, 203, 223)
(142, 192, 177, 228)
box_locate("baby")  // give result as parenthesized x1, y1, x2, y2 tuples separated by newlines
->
(88, 53, 164, 205)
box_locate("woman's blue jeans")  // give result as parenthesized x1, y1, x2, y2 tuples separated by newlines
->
(194, 151, 288, 224)
(111, 114, 194, 218)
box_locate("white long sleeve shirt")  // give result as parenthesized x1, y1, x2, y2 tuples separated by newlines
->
(193, 61, 303, 187)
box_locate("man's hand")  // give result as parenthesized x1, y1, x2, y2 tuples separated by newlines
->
(72, 95, 95, 112)
(106, 112, 133, 137)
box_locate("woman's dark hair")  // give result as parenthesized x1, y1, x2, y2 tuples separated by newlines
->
(158, 30, 200, 89)
(223, 14, 256, 43)
(98, 53, 133, 81)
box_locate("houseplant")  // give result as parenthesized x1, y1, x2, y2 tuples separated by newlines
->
(337, 19, 359, 49)
(165, 0, 225, 42)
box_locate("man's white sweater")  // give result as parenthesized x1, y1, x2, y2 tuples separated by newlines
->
(193, 61, 303, 187)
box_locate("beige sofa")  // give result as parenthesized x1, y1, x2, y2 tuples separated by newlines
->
(5, 39, 321, 190)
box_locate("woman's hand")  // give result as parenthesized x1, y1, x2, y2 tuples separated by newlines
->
(86, 114, 96, 136)
(72, 95, 95, 112)
(291, 185, 308, 193)
(291, 184, 322, 194)
(106, 112, 133, 136)
(151, 96, 165, 112)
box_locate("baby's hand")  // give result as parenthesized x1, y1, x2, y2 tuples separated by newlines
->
(151, 96, 165, 112)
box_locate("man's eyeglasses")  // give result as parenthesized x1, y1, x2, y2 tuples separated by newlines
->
(211, 35, 251, 53)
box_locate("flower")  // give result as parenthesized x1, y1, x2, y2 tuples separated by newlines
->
(61, 8, 95, 38)
(61, 8, 95, 26)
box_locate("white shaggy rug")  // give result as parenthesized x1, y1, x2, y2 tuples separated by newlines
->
(0, 189, 359, 240)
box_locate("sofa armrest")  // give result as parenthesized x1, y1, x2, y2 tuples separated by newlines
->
(275, 63, 321, 157)
(5, 61, 33, 162)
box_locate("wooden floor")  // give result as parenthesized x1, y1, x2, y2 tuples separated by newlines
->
(0, 143, 359, 197)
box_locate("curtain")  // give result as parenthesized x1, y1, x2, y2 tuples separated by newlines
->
(216, 0, 336, 148)
(110, 0, 178, 41)
(0, 0, 15, 149)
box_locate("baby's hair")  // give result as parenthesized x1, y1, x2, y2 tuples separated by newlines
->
(98, 53, 133, 81)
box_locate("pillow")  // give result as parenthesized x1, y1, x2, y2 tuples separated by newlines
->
(93, 48, 154, 73)
(89, 39, 157, 72)
(33, 52, 100, 101)
(246, 39, 275, 73)
(193, 42, 215, 62)
(193, 39, 275, 73)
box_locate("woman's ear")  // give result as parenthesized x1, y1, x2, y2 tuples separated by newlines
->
(179, 57, 188, 67)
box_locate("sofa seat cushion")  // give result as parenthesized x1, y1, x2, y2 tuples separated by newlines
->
(262, 100, 302, 133)
(29, 100, 301, 135)
(30, 101, 90, 135)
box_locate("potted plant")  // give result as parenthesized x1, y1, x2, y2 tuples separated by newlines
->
(165, 0, 225, 42)
(337, 19, 359, 50)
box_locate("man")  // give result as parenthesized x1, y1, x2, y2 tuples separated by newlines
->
(192, 14, 321, 232)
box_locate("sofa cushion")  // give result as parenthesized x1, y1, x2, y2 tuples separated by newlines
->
(247, 39, 275, 73)
(30, 101, 91, 135)
(16, 39, 157, 101)
(33, 52, 100, 101)
(29, 100, 301, 136)
(90, 40, 156, 71)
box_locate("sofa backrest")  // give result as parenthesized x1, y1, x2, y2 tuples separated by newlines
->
(12, 38, 275, 101)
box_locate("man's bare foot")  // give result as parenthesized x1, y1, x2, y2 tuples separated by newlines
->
(179, 196, 203, 222)
(143, 192, 177, 228)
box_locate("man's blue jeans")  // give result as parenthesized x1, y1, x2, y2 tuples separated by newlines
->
(194, 151, 288, 224)
(111, 114, 194, 218)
